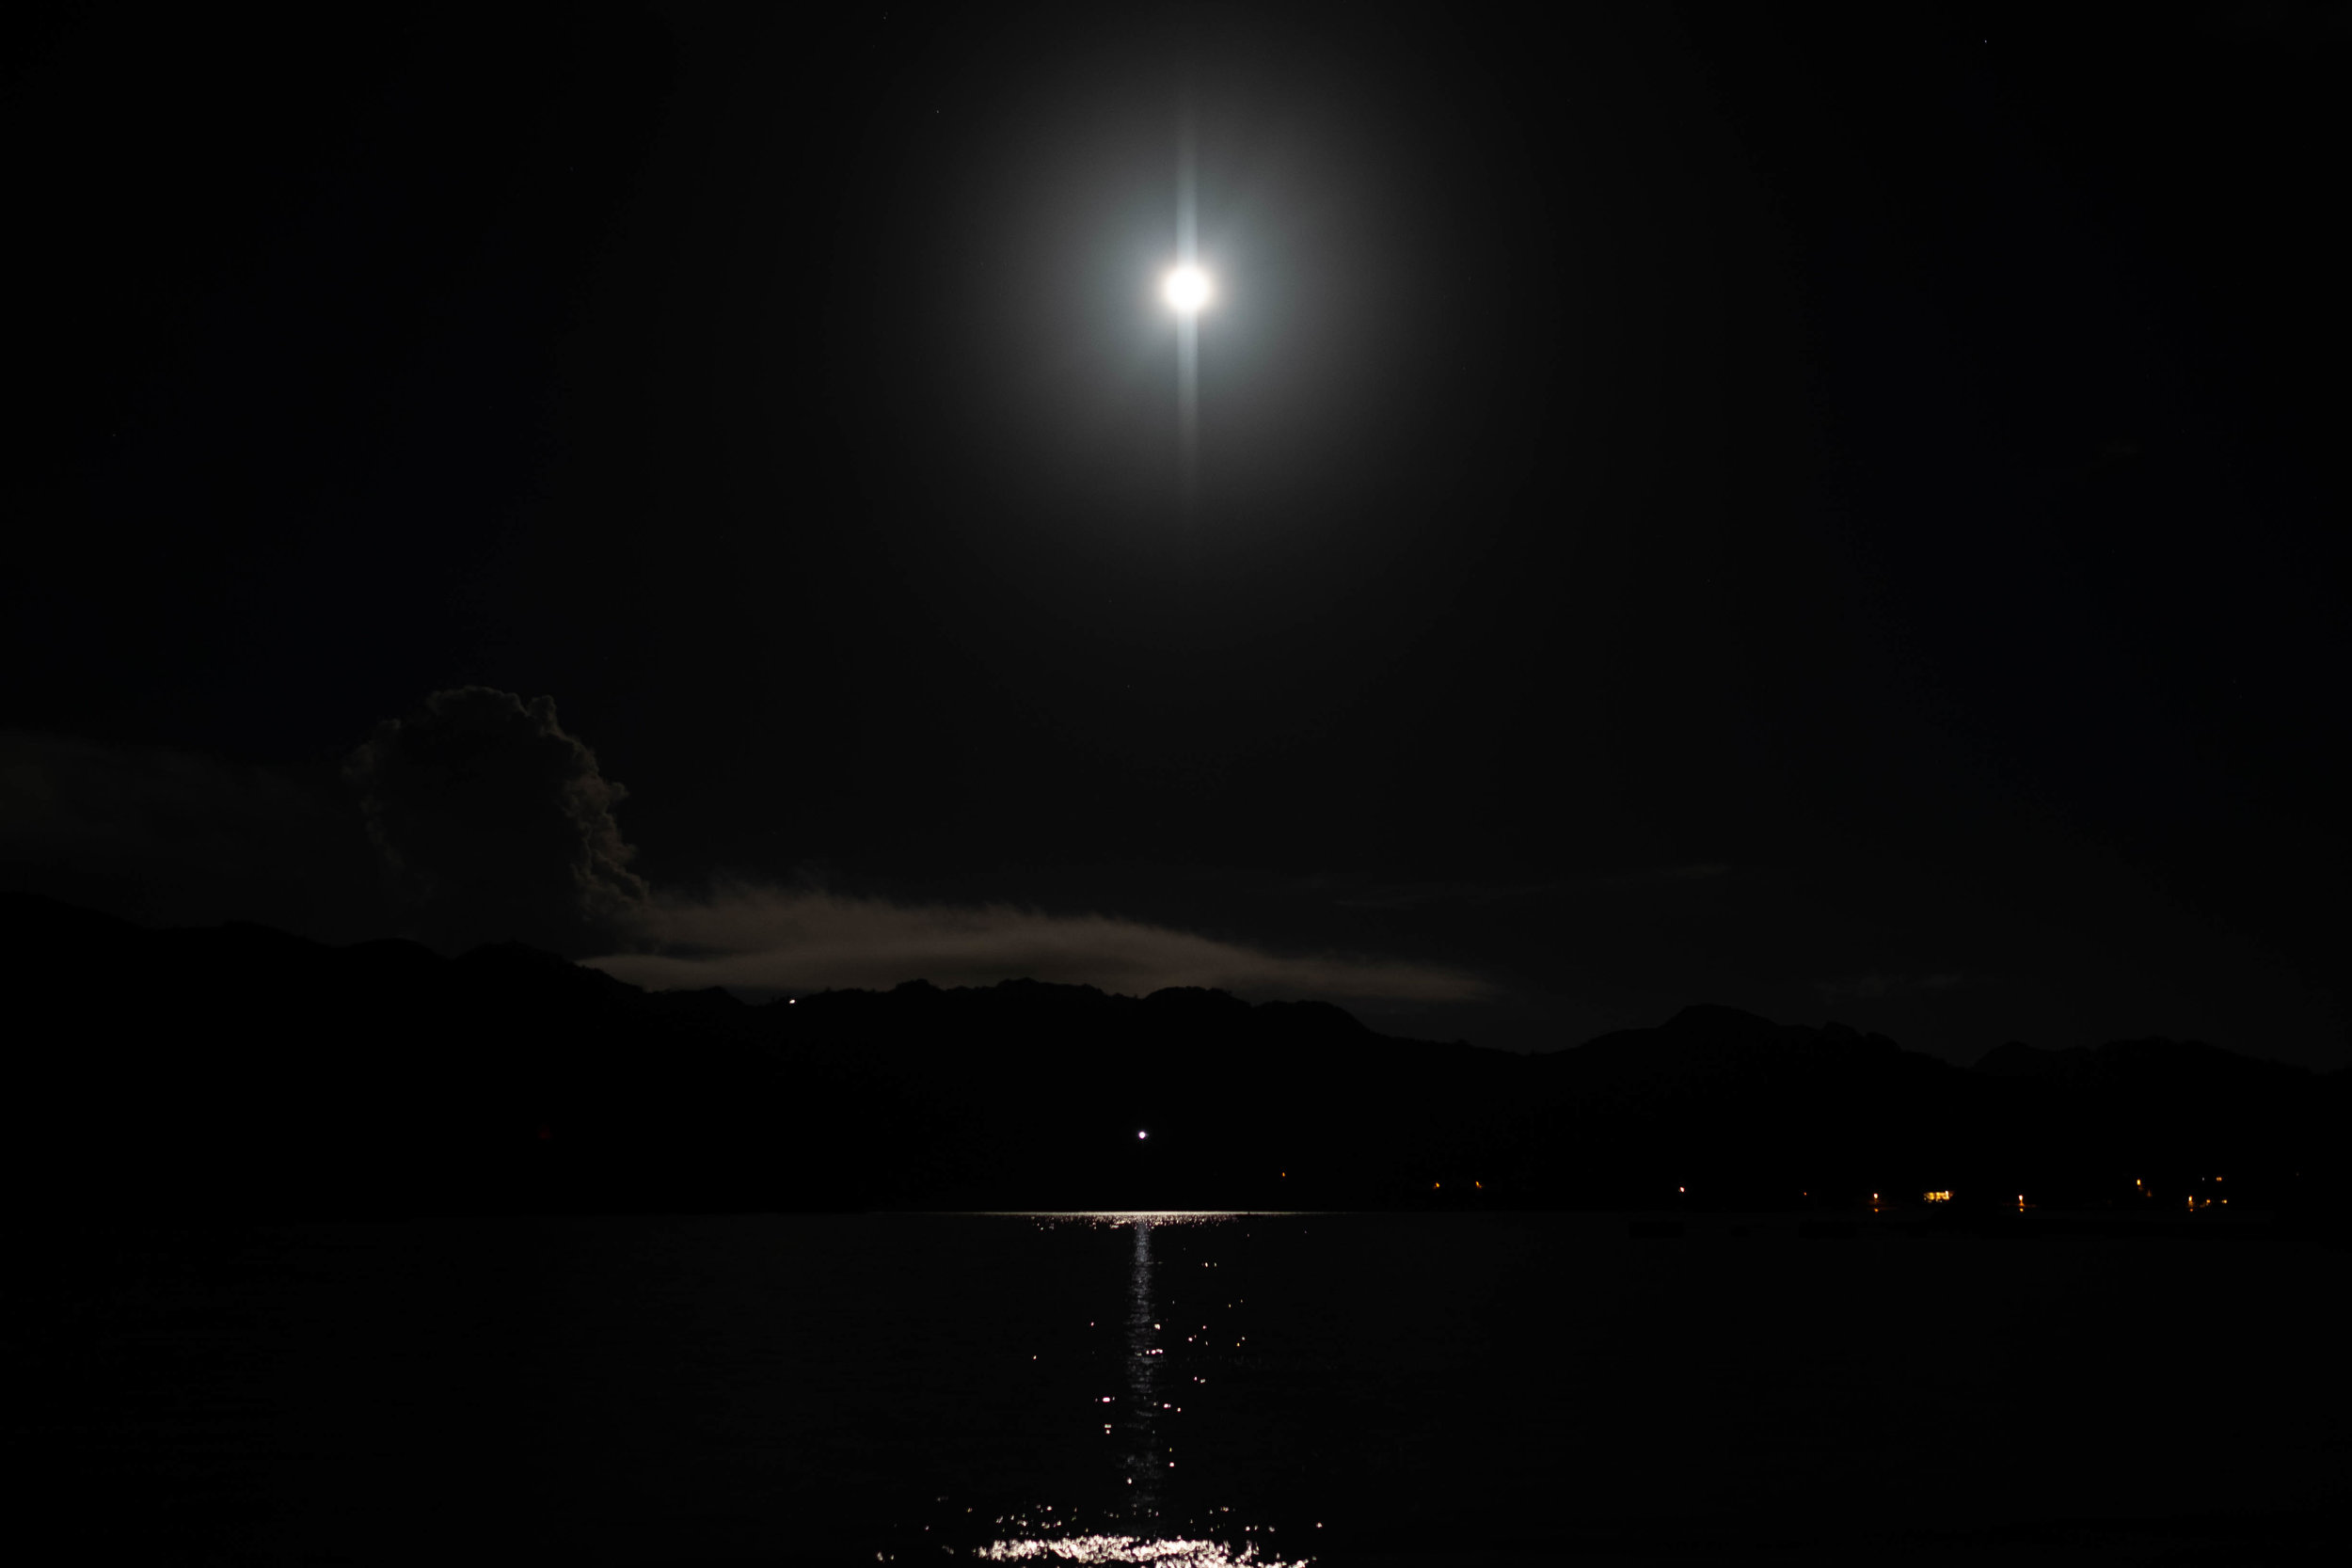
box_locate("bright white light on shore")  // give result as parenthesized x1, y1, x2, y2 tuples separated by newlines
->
(1162, 265, 1212, 314)
(1137, 1130, 1149, 1140)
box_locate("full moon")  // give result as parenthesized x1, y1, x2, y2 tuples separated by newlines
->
(1162, 265, 1213, 314)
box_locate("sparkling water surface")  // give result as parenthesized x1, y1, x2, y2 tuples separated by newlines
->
(13, 1211, 2351, 1564)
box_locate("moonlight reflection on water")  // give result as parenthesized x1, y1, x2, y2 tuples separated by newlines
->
(968, 1213, 1317, 1567)
(23, 1210, 2348, 1563)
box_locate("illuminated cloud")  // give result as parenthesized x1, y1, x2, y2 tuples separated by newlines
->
(585, 882, 1494, 1004)
(7, 705, 1486, 1009)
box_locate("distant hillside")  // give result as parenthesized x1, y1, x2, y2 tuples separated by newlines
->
(3, 893, 2344, 1219)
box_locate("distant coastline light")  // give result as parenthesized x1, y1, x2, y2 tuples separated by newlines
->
(1137, 1130, 1149, 1140)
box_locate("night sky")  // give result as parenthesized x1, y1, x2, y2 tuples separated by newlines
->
(6, 3, 2346, 1067)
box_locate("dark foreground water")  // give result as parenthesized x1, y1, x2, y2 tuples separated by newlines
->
(9, 1212, 2350, 1565)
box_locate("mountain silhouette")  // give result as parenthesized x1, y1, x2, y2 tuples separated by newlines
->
(3, 893, 2343, 1223)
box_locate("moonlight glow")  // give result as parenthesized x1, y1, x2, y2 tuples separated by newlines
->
(1161, 265, 1213, 314)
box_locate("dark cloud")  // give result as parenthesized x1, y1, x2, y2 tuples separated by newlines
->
(0, 729, 378, 937)
(1815, 972, 1966, 1003)
(1327, 863, 1731, 911)
(2, 730, 323, 871)
(345, 688, 649, 955)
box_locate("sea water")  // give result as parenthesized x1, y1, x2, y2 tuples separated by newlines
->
(11, 1212, 2350, 1564)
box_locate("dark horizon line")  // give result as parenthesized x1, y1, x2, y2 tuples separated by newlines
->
(6, 886, 2336, 1080)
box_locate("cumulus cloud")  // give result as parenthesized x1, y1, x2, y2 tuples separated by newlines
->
(584, 882, 1495, 1003)
(345, 688, 648, 954)
(10, 696, 1494, 1009)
